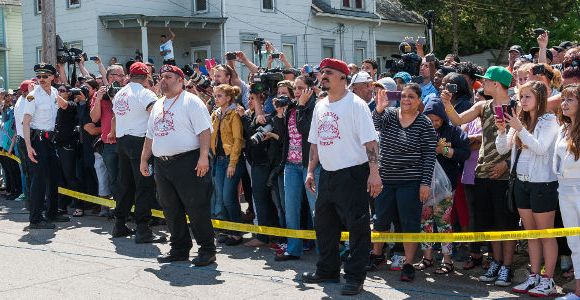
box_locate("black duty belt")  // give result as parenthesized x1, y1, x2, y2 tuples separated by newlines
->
(157, 149, 197, 162)
(31, 129, 56, 142)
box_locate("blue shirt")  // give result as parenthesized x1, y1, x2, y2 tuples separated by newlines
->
(421, 82, 438, 103)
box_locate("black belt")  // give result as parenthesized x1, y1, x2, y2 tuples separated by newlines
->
(31, 129, 56, 142)
(157, 149, 198, 162)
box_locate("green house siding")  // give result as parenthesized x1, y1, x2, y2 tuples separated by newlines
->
(5, 5, 23, 89)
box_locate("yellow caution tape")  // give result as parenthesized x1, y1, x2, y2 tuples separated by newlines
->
(58, 187, 580, 243)
(0, 151, 20, 164)
(4, 152, 579, 243)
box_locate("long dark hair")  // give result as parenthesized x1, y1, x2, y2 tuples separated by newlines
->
(516, 81, 548, 149)
(444, 72, 473, 101)
(560, 84, 580, 160)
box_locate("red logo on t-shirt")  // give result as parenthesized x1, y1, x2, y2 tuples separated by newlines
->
(153, 111, 175, 137)
(113, 92, 130, 116)
(318, 111, 340, 146)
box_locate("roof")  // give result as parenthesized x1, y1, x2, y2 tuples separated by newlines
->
(99, 14, 226, 30)
(0, 0, 22, 6)
(375, 0, 424, 24)
(311, 0, 381, 21)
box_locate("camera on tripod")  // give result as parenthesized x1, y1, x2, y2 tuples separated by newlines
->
(56, 35, 87, 64)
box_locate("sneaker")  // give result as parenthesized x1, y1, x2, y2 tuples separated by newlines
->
(400, 263, 415, 282)
(390, 254, 405, 271)
(479, 260, 501, 282)
(557, 293, 580, 300)
(494, 265, 513, 287)
(512, 273, 540, 293)
(528, 277, 557, 297)
(275, 243, 288, 255)
(366, 253, 386, 272)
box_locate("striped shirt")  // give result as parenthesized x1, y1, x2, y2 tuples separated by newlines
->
(475, 100, 511, 180)
(373, 108, 437, 186)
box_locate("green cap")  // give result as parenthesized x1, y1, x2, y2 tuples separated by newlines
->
(475, 66, 512, 88)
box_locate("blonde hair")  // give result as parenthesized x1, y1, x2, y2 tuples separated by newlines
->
(531, 63, 563, 90)
(214, 84, 241, 104)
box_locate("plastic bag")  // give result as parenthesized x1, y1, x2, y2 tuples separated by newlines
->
(426, 161, 453, 206)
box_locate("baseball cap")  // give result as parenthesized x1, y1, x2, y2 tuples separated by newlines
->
(559, 41, 575, 50)
(475, 66, 513, 88)
(509, 45, 524, 55)
(129, 62, 149, 75)
(530, 47, 554, 62)
(373, 77, 397, 91)
(348, 71, 372, 88)
(393, 72, 412, 84)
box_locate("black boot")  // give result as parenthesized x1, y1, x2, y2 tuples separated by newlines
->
(112, 219, 134, 238)
(135, 223, 166, 244)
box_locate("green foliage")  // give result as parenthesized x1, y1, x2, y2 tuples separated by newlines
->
(399, 0, 579, 57)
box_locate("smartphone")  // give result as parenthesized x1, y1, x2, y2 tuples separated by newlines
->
(494, 106, 505, 121)
(386, 91, 402, 101)
(502, 104, 514, 117)
(446, 83, 458, 93)
(271, 53, 280, 59)
(533, 28, 546, 35)
(226, 52, 237, 61)
(417, 37, 426, 44)
(89, 56, 98, 61)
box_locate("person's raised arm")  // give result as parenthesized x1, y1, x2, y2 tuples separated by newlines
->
(537, 32, 549, 64)
(236, 51, 260, 74)
(279, 53, 293, 69)
(168, 27, 176, 40)
(94, 56, 108, 85)
(78, 56, 91, 78)
(90, 86, 106, 122)
(56, 63, 69, 85)
(440, 89, 482, 126)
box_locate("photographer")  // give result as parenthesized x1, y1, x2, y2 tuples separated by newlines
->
(440, 72, 474, 114)
(239, 87, 280, 247)
(214, 62, 251, 110)
(274, 75, 318, 261)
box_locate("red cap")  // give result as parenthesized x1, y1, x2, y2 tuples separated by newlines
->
(129, 62, 150, 75)
(319, 58, 350, 76)
(19, 80, 34, 92)
(160, 65, 185, 79)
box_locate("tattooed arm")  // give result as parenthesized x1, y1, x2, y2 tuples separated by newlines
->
(365, 141, 382, 198)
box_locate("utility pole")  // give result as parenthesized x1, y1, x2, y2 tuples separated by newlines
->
(41, 0, 56, 65)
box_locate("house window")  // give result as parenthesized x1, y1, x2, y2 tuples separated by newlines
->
(262, 0, 275, 12)
(67, 0, 80, 8)
(354, 48, 365, 65)
(343, 0, 363, 9)
(322, 39, 335, 59)
(68, 40, 83, 51)
(282, 44, 295, 67)
(36, 47, 43, 63)
(193, 0, 207, 13)
(240, 41, 255, 81)
(35, 0, 42, 15)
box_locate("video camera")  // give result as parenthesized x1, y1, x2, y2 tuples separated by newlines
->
(384, 41, 423, 76)
(102, 81, 122, 101)
(69, 86, 90, 99)
(250, 69, 284, 96)
(56, 35, 88, 64)
(181, 65, 212, 91)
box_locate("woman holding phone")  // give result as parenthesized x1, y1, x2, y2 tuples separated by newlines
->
(495, 81, 560, 297)
(554, 84, 580, 300)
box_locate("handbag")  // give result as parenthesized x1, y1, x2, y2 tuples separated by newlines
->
(506, 148, 522, 213)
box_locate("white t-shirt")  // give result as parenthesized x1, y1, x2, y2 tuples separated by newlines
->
(14, 95, 26, 137)
(146, 91, 212, 157)
(160, 40, 174, 60)
(308, 91, 378, 171)
(23, 85, 58, 131)
(112, 82, 157, 138)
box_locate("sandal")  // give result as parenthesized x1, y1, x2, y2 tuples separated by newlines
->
(72, 209, 84, 217)
(414, 257, 434, 271)
(435, 262, 455, 275)
(463, 255, 483, 270)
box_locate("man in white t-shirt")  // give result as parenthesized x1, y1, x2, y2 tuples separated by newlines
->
(302, 58, 382, 295)
(111, 62, 164, 244)
(140, 65, 216, 266)
(159, 28, 176, 66)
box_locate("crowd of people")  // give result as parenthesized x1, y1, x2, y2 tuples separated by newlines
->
(0, 30, 579, 298)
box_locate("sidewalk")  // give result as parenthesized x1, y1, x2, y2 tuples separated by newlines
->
(0, 198, 563, 299)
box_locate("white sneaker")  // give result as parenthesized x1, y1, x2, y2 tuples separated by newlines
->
(479, 260, 501, 282)
(528, 277, 557, 297)
(390, 254, 405, 271)
(512, 273, 540, 293)
(556, 293, 580, 300)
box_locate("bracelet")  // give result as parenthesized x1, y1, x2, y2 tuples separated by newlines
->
(443, 146, 449, 156)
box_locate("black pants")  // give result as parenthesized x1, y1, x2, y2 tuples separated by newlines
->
(16, 136, 31, 200)
(114, 135, 155, 224)
(29, 135, 59, 223)
(56, 144, 83, 209)
(251, 163, 279, 243)
(315, 163, 371, 284)
(154, 150, 215, 255)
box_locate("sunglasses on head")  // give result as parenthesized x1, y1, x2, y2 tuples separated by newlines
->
(36, 75, 50, 79)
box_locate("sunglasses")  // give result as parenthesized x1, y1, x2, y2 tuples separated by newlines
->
(36, 75, 50, 79)
(58, 88, 68, 93)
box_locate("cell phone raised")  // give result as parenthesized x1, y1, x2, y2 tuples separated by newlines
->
(225, 52, 237, 61)
(446, 83, 458, 93)
(533, 28, 546, 36)
(494, 106, 505, 122)
(271, 53, 280, 59)
(386, 91, 402, 101)
(89, 56, 98, 61)
(417, 37, 426, 44)
(502, 104, 514, 117)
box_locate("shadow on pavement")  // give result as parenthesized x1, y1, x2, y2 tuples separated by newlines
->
(144, 263, 224, 286)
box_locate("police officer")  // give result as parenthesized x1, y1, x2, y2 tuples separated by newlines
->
(140, 65, 216, 265)
(23, 63, 70, 229)
(111, 62, 163, 243)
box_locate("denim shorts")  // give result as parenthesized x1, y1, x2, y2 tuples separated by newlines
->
(373, 180, 421, 233)
(514, 179, 559, 213)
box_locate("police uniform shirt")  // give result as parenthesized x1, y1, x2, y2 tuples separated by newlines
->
(23, 85, 59, 131)
(112, 82, 157, 138)
(14, 96, 26, 137)
(146, 91, 212, 157)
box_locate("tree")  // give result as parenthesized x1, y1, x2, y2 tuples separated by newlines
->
(399, 0, 578, 64)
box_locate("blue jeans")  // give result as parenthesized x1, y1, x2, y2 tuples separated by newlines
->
(283, 162, 320, 257)
(212, 156, 244, 232)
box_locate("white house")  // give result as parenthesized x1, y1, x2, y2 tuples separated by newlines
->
(23, 0, 424, 79)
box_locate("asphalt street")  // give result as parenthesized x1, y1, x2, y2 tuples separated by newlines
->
(0, 198, 567, 299)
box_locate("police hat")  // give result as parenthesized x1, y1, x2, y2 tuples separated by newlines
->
(34, 63, 57, 75)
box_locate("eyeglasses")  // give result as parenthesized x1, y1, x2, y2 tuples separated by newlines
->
(36, 75, 49, 79)
(110, 73, 124, 77)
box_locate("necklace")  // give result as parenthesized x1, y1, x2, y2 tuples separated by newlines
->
(162, 90, 183, 120)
